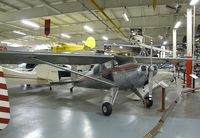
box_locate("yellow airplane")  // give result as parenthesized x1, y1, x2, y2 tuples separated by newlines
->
(51, 36, 96, 53)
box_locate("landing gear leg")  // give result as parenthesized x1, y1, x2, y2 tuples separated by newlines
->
(101, 87, 119, 116)
(132, 87, 153, 108)
(70, 87, 74, 94)
(49, 85, 52, 91)
(144, 95, 153, 108)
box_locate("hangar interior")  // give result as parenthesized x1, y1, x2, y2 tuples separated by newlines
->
(0, 0, 200, 138)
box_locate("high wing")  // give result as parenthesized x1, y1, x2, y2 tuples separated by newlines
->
(0, 51, 113, 65)
(115, 56, 197, 64)
(0, 51, 196, 65)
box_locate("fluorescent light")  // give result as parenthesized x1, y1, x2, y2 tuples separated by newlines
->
(1, 41, 22, 47)
(84, 25, 94, 32)
(10, 43, 23, 47)
(1, 41, 12, 45)
(163, 41, 168, 45)
(190, 0, 199, 5)
(33, 44, 51, 50)
(120, 46, 123, 49)
(61, 33, 71, 38)
(21, 20, 40, 29)
(174, 21, 181, 29)
(102, 36, 108, 41)
(13, 30, 26, 35)
(122, 12, 129, 21)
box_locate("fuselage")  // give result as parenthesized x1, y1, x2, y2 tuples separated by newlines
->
(75, 63, 158, 90)
(51, 44, 85, 53)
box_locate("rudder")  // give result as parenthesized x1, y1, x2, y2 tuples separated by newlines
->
(85, 36, 96, 49)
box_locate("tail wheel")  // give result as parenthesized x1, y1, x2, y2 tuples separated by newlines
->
(144, 96, 153, 108)
(102, 102, 112, 116)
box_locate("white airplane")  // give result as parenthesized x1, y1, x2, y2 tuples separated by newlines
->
(2, 64, 72, 89)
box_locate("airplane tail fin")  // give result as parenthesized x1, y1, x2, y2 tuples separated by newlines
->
(84, 36, 96, 49)
(0, 66, 10, 131)
(34, 64, 60, 82)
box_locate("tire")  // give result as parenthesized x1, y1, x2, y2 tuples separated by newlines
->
(144, 96, 153, 108)
(102, 102, 112, 116)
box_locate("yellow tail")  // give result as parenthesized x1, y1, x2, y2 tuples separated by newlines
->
(84, 36, 96, 49)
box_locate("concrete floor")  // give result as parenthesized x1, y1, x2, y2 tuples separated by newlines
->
(1, 80, 200, 138)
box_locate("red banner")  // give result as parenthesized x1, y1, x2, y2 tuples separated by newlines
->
(44, 19, 51, 36)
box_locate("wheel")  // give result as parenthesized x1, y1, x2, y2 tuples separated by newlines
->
(144, 96, 153, 108)
(102, 102, 112, 116)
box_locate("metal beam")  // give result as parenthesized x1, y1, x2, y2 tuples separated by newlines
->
(0, 7, 6, 12)
(0, 1, 20, 10)
(40, 0, 62, 14)
(16, 0, 34, 8)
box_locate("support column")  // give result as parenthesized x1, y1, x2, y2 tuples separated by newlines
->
(187, 8, 193, 87)
(173, 29, 177, 58)
(161, 46, 165, 58)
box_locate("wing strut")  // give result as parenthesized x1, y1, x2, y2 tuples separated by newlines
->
(32, 58, 117, 87)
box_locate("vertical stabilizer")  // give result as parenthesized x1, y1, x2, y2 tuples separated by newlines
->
(85, 36, 96, 49)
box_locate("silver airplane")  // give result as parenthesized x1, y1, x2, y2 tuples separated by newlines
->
(0, 52, 189, 116)
(69, 62, 158, 116)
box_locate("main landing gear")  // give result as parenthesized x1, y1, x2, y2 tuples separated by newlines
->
(49, 85, 52, 91)
(70, 87, 74, 94)
(132, 87, 153, 108)
(144, 95, 153, 108)
(101, 87, 119, 116)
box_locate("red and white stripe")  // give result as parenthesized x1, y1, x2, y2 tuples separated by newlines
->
(0, 66, 10, 131)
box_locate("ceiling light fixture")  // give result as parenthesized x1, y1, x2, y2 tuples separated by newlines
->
(61, 33, 71, 38)
(122, 7, 129, 22)
(13, 30, 26, 35)
(174, 21, 182, 29)
(163, 41, 168, 45)
(102, 36, 108, 41)
(10, 43, 23, 47)
(21, 20, 40, 29)
(122, 12, 129, 22)
(83, 25, 94, 32)
(190, 0, 199, 5)
(1, 41, 12, 45)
